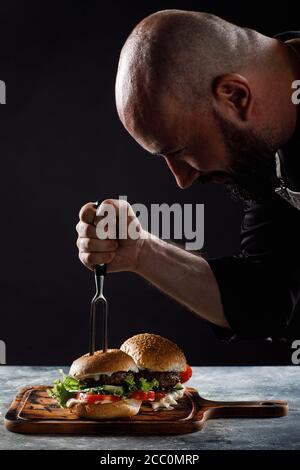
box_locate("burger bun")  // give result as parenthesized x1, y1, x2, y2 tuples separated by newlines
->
(120, 333, 186, 372)
(70, 398, 142, 420)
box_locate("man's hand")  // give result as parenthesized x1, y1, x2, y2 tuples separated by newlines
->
(76, 199, 229, 329)
(76, 199, 147, 272)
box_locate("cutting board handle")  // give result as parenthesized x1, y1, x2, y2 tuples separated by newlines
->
(197, 397, 288, 420)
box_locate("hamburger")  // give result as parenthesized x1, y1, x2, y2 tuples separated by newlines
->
(120, 333, 192, 411)
(48, 349, 142, 419)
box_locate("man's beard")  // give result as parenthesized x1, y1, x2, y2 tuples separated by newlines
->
(199, 111, 278, 203)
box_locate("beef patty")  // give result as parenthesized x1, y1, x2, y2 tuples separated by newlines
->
(82, 371, 129, 387)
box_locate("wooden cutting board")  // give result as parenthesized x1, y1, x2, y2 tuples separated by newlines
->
(5, 386, 288, 435)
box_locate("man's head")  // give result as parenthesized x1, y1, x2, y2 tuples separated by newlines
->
(115, 9, 298, 201)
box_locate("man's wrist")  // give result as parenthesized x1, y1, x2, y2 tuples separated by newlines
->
(133, 230, 161, 276)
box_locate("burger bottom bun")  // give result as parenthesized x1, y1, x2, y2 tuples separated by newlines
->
(70, 399, 142, 420)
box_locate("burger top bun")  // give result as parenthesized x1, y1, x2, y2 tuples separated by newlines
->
(69, 398, 142, 420)
(120, 333, 187, 372)
(69, 349, 138, 379)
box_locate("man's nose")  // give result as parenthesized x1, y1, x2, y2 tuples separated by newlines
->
(164, 156, 198, 189)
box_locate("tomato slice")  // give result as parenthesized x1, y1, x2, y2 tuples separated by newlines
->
(130, 390, 155, 401)
(77, 393, 121, 404)
(155, 392, 167, 401)
(180, 364, 193, 384)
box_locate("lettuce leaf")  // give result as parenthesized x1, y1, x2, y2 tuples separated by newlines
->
(47, 373, 85, 408)
(86, 385, 124, 396)
(124, 374, 160, 392)
(138, 377, 159, 392)
(123, 373, 136, 392)
(174, 382, 184, 390)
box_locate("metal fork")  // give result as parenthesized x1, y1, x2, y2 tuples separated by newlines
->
(89, 201, 108, 356)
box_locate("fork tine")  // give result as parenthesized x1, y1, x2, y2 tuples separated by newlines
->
(89, 296, 108, 355)
(89, 298, 96, 356)
(88, 199, 108, 356)
(101, 299, 108, 352)
(95, 296, 108, 352)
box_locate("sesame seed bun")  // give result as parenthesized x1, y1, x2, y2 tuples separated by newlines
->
(69, 349, 138, 379)
(69, 398, 142, 420)
(120, 333, 187, 372)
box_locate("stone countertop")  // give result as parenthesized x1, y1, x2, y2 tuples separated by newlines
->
(0, 366, 299, 450)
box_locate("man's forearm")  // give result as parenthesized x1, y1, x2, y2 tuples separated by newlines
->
(135, 233, 230, 329)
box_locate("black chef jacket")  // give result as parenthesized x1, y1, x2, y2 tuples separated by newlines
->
(206, 31, 300, 342)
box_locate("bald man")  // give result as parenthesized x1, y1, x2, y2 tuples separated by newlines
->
(76, 10, 300, 342)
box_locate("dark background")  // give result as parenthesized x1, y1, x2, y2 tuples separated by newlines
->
(0, 0, 299, 365)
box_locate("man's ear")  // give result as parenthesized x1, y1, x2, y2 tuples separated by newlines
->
(212, 74, 253, 121)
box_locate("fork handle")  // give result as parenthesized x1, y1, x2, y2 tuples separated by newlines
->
(94, 200, 107, 275)
(95, 263, 107, 277)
